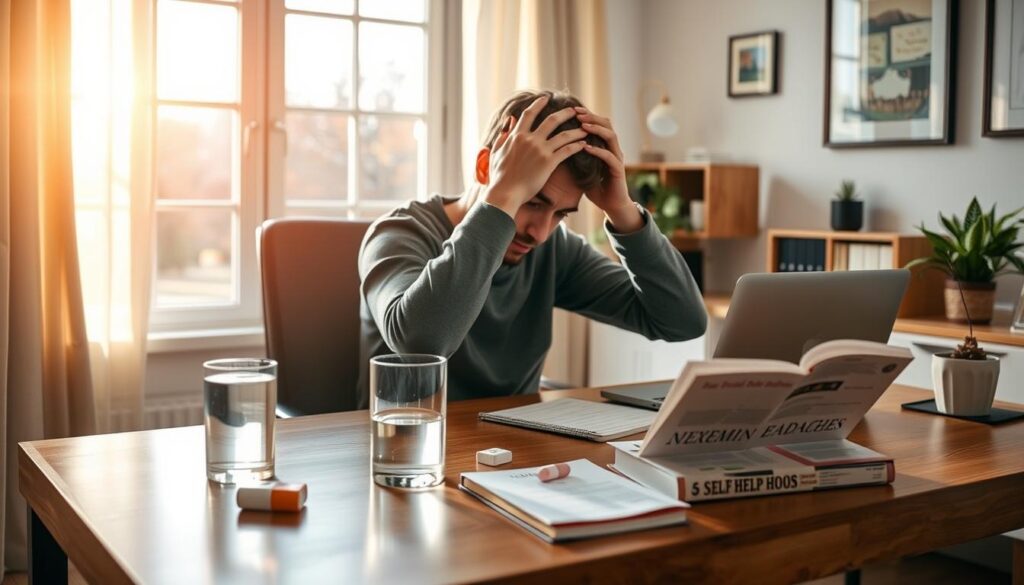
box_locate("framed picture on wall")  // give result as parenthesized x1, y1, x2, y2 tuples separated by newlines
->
(983, 0, 1024, 136)
(824, 0, 957, 147)
(728, 31, 780, 97)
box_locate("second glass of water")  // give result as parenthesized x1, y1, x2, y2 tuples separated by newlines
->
(203, 358, 277, 484)
(370, 354, 447, 489)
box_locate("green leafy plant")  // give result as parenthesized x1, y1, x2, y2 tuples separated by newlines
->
(834, 179, 858, 201)
(627, 173, 690, 237)
(907, 197, 1024, 283)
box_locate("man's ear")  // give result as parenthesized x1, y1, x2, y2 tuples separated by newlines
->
(475, 148, 490, 185)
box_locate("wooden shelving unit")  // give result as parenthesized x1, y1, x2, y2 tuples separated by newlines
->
(625, 163, 759, 244)
(766, 228, 944, 318)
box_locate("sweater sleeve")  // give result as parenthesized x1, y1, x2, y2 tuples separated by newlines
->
(359, 202, 516, 357)
(554, 206, 707, 341)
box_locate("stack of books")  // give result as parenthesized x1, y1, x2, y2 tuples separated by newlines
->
(832, 242, 894, 271)
(609, 339, 912, 502)
(776, 238, 826, 272)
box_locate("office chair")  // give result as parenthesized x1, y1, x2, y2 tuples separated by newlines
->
(259, 217, 371, 417)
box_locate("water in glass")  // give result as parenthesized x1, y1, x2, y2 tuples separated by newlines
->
(372, 407, 445, 488)
(204, 370, 276, 483)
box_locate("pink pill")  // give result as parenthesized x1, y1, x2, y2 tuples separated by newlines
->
(537, 463, 571, 482)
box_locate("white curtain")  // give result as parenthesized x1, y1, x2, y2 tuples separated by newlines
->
(462, 0, 612, 386)
(1, 0, 96, 574)
(69, 0, 153, 434)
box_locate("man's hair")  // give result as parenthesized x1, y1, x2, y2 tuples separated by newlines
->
(482, 89, 610, 192)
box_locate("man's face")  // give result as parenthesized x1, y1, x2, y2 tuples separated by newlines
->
(502, 166, 583, 265)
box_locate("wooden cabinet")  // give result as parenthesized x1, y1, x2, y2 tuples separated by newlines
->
(625, 163, 759, 249)
(766, 228, 944, 318)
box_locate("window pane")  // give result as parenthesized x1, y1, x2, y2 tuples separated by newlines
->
(286, 14, 353, 109)
(156, 209, 234, 306)
(285, 112, 349, 200)
(359, 0, 425, 23)
(285, 0, 353, 15)
(358, 23, 425, 113)
(156, 106, 235, 200)
(157, 0, 239, 103)
(359, 116, 422, 201)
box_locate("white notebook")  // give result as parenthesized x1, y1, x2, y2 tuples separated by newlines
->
(460, 459, 688, 542)
(479, 398, 655, 441)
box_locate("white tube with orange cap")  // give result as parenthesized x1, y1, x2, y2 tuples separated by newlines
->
(236, 482, 307, 512)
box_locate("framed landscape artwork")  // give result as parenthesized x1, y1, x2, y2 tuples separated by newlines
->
(983, 0, 1024, 136)
(824, 0, 957, 147)
(728, 30, 779, 97)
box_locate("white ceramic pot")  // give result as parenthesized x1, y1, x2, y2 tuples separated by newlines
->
(689, 200, 705, 232)
(931, 354, 1000, 416)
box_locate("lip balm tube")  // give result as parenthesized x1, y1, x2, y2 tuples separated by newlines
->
(236, 482, 307, 512)
(537, 463, 571, 482)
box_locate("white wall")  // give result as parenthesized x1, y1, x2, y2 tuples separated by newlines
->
(605, 0, 646, 158)
(638, 0, 1024, 304)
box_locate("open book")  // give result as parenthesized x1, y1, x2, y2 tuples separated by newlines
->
(611, 339, 912, 502)
(460, 459, 688, 542)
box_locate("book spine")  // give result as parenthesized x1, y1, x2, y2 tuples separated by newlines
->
(616, 449, 894, 503)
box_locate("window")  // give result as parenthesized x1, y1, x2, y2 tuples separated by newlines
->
(145, 0, 443, 336)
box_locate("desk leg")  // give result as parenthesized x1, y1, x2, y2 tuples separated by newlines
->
(28, 508, 67, 585)
(1013, 539, 1023, 585)
(844, 569, 861, 585)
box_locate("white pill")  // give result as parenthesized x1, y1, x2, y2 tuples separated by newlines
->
(476, 447, 513, 466)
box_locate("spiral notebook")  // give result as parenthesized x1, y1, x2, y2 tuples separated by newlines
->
(479, 398, 656, 442)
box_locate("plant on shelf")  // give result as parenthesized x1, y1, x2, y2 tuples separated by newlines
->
(830, 179, 863, 231)
(626, 173, 691, 237)
(930, 267, 1000, 416)
(835, 179, 858, 201)
(907, 197, 1024, 324)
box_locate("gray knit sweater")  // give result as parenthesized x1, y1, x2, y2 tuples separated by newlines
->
(357, 195, 706, 404)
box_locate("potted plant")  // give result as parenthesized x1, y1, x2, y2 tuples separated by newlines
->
(831, 179, 863, 231)
(627, 173, 691, 236)
(908, 198, 1024, 324)
(931, 277, 1000, 416)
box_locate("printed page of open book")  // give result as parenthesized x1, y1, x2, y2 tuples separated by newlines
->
(639, 340, 913, 458)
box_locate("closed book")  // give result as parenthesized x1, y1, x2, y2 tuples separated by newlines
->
(833, 242, 848, 271)
(813, 240, 826, 271)
(848, 243, 865, 270)
(611, 440, 894, 502)
(785, 239, 796, 272)
(796, 239, 806, 272)
(863, 244, 880, 270)
(460, 459, 688, 542)
(878, 244, 894, 269)
(777, 239, 787, 272)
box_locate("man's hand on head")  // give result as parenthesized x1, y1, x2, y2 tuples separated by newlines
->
(483, 95, 589, 218)
(576, 107, 644, 234)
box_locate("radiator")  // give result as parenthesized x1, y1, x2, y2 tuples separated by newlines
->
(110, 395, 205, 431)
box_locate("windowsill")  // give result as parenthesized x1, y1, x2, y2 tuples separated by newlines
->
(147, 326, 265, 354)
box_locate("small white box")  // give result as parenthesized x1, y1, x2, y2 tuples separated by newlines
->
(476, 447, 512, 466)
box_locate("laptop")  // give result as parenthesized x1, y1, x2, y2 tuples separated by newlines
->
(600, 269, 910, 410)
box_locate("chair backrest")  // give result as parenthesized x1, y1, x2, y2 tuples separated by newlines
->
(259, 218, 371, 416)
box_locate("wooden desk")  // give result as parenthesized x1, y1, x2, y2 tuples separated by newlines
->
(19, 385, 1024, 584)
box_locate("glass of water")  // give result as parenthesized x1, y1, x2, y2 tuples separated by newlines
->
(203, 358, 277, 484)
(370, 354, 447, 489)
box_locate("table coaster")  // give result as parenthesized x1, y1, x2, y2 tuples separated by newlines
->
(901, 399, 1024, 425)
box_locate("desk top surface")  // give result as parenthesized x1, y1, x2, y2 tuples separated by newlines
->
(19, 385, 1024, 584)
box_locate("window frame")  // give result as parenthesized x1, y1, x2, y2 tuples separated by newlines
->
(148, 0, 445, 343)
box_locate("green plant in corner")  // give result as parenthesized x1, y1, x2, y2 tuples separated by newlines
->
(834, 179, 858, 201)
(906, 197, 1024, 283)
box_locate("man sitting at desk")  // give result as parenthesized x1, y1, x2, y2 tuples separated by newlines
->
(358, 90, 706, 402)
